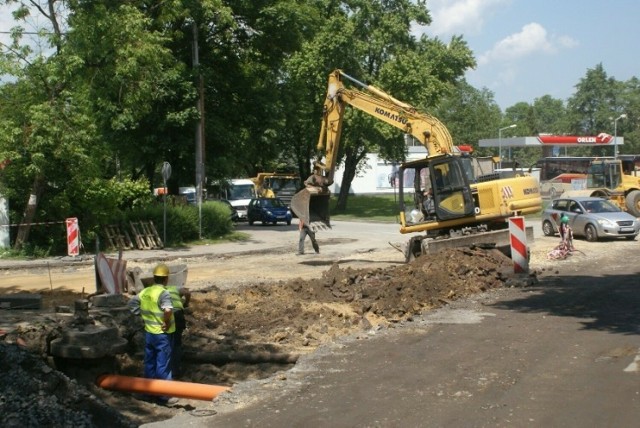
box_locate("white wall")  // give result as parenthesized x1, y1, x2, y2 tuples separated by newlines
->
(0, 197, 9, 249)
(329, 146, 436, 195)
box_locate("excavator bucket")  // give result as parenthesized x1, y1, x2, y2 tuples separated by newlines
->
(290, 189, 331, 230)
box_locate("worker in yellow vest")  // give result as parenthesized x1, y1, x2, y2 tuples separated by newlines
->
(165, 282, 191, 378)
(128, 263, 176, 405)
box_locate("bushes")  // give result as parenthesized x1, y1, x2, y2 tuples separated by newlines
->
(107, 200, 234, 249)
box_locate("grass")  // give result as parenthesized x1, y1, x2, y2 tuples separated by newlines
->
(185, 231, 251, 246)
(328, 194, 546, 222)
(329, 194, 399, 222)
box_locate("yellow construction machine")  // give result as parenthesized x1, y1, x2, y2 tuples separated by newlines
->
(564, 158, 640, 216)
(291, 69, 542, 259)
(252, 172, 301, 207)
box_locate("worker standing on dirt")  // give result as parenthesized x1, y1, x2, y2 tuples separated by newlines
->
(128, 263, 177, 405)
(298, 219, 320, 255)
(165, 279, 191, 379)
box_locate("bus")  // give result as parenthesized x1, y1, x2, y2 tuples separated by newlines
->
(534, 157, 598, 182)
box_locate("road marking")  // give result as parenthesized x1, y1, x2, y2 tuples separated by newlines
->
(623, 349, 640, 372)
(420, 309, 496, 325)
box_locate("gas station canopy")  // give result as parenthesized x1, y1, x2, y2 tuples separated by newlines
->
(479, 133, 624, 148)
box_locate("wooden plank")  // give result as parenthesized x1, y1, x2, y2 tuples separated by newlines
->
(148, 221, 164, 248)
(140, 221, 159, 248)
(103, 226, 117, 249)
(129, 222, 149, 250)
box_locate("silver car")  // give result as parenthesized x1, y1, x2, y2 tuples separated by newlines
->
(541, 196, 640, 242)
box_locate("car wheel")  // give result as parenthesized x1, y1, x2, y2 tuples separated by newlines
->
(625, 234, 637, 241)
(584, 224, 598, 242)
(287, 220, 291, 226)
(542, 220, 555, 236)
(248, 219, 254, 225)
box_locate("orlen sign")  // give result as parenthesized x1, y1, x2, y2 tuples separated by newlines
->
(537, 133, 613, 145)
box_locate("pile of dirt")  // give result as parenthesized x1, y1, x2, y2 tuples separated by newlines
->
(0, 342, 136, 428)
(188, 247, 519, 359)
(0, 246, 531, 426)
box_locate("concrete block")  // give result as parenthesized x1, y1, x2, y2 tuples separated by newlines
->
(0, 293, 42, 310)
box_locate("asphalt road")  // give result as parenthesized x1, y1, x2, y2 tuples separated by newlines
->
(140, 221, 640, 428)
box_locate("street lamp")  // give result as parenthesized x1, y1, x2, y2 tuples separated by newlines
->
(498, 124, 517, 169)
(614, 113, 627, 159)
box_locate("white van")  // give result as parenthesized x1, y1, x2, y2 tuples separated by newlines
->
(224, 179, 257, 220)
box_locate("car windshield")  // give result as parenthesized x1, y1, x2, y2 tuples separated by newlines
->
(260, 198, 286, 208)
(229, 184, 255, 200)
(580, 200, 620, 213)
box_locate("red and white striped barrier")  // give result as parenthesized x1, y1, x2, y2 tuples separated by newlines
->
(508, 216, 528, 273)
(66, 217, 79, 257)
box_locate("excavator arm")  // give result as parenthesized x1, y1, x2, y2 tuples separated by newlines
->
(292, 69, 475, 229)
(316, 69, 454, 180)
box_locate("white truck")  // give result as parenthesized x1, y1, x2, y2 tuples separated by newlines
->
(223, 179, 257, 220)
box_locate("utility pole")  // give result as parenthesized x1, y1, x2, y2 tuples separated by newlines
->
(193, 23, 206, 239)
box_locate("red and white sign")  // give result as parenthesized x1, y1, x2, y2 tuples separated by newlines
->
(508, 216, 528, 273)
(536, 133, 613, 145)
(66, 217, 79, 257)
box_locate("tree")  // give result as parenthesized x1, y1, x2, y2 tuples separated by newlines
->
(435, 80, 501, 156)
(284, 0, 474, 211)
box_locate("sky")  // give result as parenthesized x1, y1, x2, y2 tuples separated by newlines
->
(1, 1, 639, 112)
(415, 0, 640, 110)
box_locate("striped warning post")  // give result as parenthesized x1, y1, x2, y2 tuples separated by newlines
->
(66, 217, 79, 257)
(508, 216, 528, 273)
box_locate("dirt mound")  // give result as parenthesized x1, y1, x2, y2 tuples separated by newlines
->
(187, 247, 519, 360)
(1, 246, 528, 426)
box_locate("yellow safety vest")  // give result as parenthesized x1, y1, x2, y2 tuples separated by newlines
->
(165, 285, 184, 311)
(139, 285, 175, 334)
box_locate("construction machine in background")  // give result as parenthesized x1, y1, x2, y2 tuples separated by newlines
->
(252, 172, 301, 207)
(290, 69, 542, 260)
(564, 158, 640, 216)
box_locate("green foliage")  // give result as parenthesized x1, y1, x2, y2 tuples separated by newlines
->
(114, 200, 234, 249)
(3, 0, 640, 256)
(329, 194, 398, 222)
(435, 80, 501, 155)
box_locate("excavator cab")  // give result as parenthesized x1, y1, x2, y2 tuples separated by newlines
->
(400, 155, 475, 224)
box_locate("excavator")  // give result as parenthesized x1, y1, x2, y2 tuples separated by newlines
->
(291, 69, 542, 259)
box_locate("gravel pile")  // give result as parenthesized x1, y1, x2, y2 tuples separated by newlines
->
(0, 343, 135, 428)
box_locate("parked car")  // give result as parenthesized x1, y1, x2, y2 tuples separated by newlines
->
(220, 199, 239, 222)
(541, 196, 640, 242)
(247, 197, 292, 226)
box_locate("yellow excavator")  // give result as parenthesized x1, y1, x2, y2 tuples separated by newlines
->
(291, 69, 542, 258)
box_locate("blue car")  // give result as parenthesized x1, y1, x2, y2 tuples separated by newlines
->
(247, 197, 292, 226)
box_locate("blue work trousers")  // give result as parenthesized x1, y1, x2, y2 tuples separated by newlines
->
(143, 332, 173, 381)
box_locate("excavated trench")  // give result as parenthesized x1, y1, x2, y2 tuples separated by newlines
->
(1, 245, 539, 426)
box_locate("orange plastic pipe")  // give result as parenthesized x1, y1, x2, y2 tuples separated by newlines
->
(96, 374, 230, 401)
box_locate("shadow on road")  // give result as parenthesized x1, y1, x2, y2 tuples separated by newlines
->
(491, 271, 640, 336)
